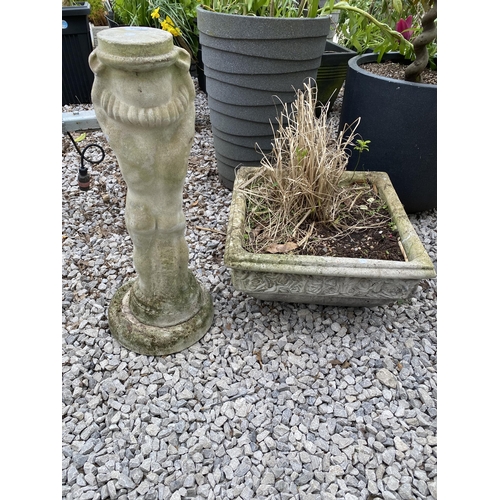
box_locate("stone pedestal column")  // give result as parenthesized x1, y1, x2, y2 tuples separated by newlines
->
(89, 27, 213, 355)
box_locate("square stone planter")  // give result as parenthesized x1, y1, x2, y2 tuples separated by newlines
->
(224, 167, 436, 307)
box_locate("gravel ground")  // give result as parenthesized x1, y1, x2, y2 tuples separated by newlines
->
(62, 78, 437, 500)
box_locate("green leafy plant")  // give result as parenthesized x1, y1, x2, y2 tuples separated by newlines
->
(325, 0, 437, 82)
(352, 138, 370, 170)
(63, 1, 108, 25)
(88, 0, 108, 25)
(239, 83, 391, 254)
(332, 0, 418, 54)
(201, 0, 325, 18)
(107, 0, 153, 26)
(354, 138, 370, 153)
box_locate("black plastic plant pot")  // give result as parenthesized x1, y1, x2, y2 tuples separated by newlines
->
(106, 15, 120, 28)
(196, 45, 206, 94)
(316, 40, 355, 109)
(104, 0, 120, 27)
(62, 2, 94, 105)
(339, 52, 437, 213)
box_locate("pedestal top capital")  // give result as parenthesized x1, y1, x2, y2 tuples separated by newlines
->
(95, 27, 178, 71)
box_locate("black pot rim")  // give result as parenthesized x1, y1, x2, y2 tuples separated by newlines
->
(348, 52, 437, 89)
(62, 2, 91, 16)
(324, 40, 356, 55)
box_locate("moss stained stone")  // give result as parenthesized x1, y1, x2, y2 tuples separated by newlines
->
(225, 168, 436, 307)
(108, 280, 213, 356)
(90, 27, 213, 354)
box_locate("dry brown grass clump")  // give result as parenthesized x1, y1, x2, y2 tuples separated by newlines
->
(239, 83, 392, 254)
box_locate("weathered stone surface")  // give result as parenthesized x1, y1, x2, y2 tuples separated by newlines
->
(225, 168, 436, 307)
(90, 27, 213, 354)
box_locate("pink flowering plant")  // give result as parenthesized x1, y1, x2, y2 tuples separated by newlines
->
(395, 14, 414, 40)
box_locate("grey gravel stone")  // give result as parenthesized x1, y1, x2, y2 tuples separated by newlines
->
(382, 491, 398, 500)
(376, 368, 399, 388)
(428, 480, 437, 499)
(296, 470, 314, 486)
(399, 482, 414, 500)
(234, 458, 252, 477)
(62, 80, 437, 500)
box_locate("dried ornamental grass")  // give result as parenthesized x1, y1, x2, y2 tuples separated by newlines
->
(239, 83, 393, 254)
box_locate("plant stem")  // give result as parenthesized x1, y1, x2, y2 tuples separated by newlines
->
(404, 0, 437, 82)
(324, 2, 413, 54)
(297, 0, 306, 17)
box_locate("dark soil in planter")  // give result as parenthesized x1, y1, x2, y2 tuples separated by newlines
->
(298, 220, 404, 261)
(362, 61, 437, 85)
(245, 191, 406, 262)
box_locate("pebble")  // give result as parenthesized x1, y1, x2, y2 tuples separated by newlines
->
(234, 458, 252, 477)
(394, 436, 410, 452)
(376, 368, 399, 388)
(62, 80, 437, 499)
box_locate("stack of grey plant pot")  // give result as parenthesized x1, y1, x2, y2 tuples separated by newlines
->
(196, 6, 331, 189)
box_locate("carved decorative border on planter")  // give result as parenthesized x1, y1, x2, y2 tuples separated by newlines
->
(224, 167, 436, 307)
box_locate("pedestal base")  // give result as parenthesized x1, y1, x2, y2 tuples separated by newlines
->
(108, 280, 213, 355)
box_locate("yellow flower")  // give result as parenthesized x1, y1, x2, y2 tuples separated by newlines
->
(151, 7, 160, 20)
(160, 16, 182, 37)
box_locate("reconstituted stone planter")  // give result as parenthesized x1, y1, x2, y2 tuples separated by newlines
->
(90, 27, 213, 355)
(224, 167, 436, 307)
